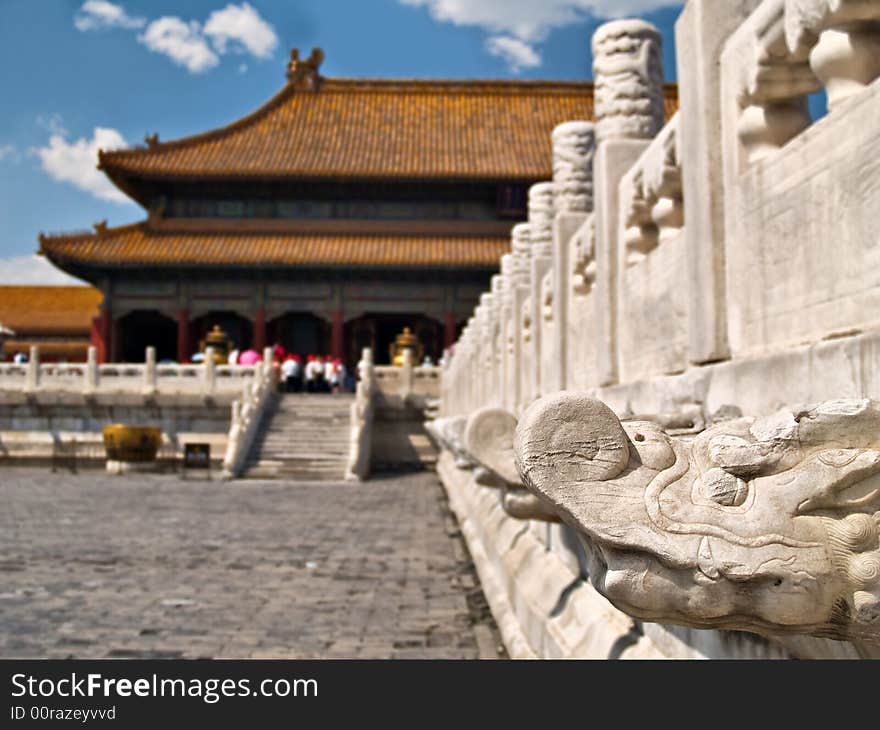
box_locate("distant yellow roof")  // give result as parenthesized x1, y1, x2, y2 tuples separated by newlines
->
(0, 286, 101, 336)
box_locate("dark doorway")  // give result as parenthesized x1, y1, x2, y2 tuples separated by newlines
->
(117, 310, 176, 363)
(268, 312, 329, 358)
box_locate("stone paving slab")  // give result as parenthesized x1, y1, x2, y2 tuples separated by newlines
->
(0, 468, 503, 659)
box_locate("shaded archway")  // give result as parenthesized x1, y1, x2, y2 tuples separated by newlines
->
(117, 310, 176, 363)
(190, 311, 253, 358)
(268, 312, 329, 359)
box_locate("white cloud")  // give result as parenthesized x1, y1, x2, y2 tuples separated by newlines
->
(73, 3, 278, 75)
(33, 127, 132, 204)
(204, 3, 278, 59)
(486, 35, 541, 72)
(74, 0, 145, 31)
(138, 17, 220, 74)
(0, 256, 88, 286)
(399, 1, 682, 62)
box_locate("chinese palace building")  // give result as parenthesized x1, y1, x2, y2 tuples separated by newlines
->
(38, 49, 676, 365)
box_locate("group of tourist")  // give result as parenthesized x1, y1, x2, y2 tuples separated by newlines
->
(222, 342, 351, 393)
(279, 354, 348, 393)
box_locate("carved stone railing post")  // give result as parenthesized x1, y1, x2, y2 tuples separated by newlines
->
(540, 271, 555, 397)
(592, 19, 665, 387)
(202, 347, 216, 396)
(499, 254, 516, 414)
(479, 292, 496, 408)
(552, 121, 595, 391)
(346, 347, 375, 481)
(676, 0, 761, 365)
(528, 182, 555, 403)
(262, 347, 274, 378)
(510, 224, 532, 414)
(490, 274, 504, 408)
(520, 296, 533, 411)
(85, 346, 98, 392)
(516, 392, 880, 642)
(567, 216, 599, 390)
(25, 346, 39, 393)
(401, 347, 414, 400)
(143, 346, 157, 395)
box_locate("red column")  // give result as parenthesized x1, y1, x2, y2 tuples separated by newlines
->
(94, 308, 112, 364)
(443, 312, 457, 349)
(90, 316, 102, 360)
(253, 308, 267, 352)
(330, 310, 344, 359)
(176, 309, 190, 363)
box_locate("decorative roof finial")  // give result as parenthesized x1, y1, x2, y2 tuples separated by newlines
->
(93, 220, 108, 234)
(287, 47, 324, 90)
(144, 132, 159, 149)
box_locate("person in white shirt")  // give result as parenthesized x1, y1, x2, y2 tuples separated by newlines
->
(281, 356, 298, 393)
(325, 357, 337, 393)
(304, 355, 318, 393)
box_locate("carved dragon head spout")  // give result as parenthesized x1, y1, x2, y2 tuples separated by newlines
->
(427, 416, 474, 470)
(514, 393, 880, 642)
(465, 407, 561, 523)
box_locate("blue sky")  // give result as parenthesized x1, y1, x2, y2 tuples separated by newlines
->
(0, 0, 685, 283)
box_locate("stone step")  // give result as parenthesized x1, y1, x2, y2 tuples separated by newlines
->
(263, 432, 348, 446)
(241, 466, 347, 480)
(258, 449, 349, 456)
(241, 393, 357, 480)
(261, 426, 350, 433)
(261, 438, 347, 444)
(252, 455, 347, 461)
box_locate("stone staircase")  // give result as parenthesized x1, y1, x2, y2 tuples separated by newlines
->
(241, 393, 354, 480)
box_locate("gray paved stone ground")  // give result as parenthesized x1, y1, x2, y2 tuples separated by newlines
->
(0, 468, 504, 659)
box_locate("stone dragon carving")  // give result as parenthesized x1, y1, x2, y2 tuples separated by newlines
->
(426, 416, 474, 470)
(464, 407, 561, 523)
(552, 121, 595, 214)
(592, 20, 665, 141)
(527, 183, 555, 259)
(515, 393, 880, 641)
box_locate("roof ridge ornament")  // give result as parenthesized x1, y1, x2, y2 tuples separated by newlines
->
(144, 132, 159, 149)
(287, 47, 324, 90)
(93, 220, 108, 235)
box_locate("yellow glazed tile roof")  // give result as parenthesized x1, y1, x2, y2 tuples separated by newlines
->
(39, 223, 509, 269)
(0, 286, 102, 336)
(98, 77, 677, 183)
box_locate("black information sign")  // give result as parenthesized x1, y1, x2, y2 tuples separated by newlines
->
(183, 443, 211, 470)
